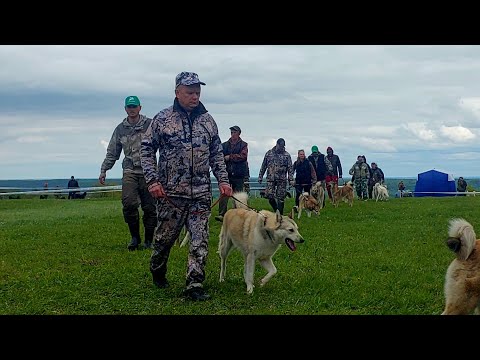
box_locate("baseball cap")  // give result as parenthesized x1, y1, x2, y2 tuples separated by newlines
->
(125, 96, 140, 107)
(175, 72, 206, 88)
(311, 145, 319, 153)
(229, 125, 241, 133)
(277, 138, 285, 146)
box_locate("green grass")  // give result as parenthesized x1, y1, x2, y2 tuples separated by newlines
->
(1, 195, 479, 315)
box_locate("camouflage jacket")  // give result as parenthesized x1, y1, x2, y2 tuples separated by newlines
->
(100, 114, 152, 175)
(140, 98, 228, 199)
(258, 146, 294, 182)
(349, 161, 370, 180)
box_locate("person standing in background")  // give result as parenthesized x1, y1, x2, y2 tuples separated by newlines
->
(349, 155, 370, 200)
(99, 95, 157, 251)
(258, 138, 294, 215)
(324, 146, 342, 203)
(368, 162, 385, 199)
(292, 149, 317, 210)
(457, 177, 468, 196)
(67, 176, 79, 199)
(215, 125, 248, 222)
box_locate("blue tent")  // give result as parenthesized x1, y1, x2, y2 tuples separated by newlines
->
(414, 169, 456, 197)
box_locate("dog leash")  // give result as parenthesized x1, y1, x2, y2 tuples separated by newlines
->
(163, 194, 224, 215)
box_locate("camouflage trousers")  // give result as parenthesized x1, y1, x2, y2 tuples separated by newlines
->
(354, 178, 368, 200)
(121, 172, 157, 229)
(151, 195, 211, 290)
(264, 179, 288, 202)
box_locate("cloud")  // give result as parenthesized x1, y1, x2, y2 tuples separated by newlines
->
(440, 125, 476, 142)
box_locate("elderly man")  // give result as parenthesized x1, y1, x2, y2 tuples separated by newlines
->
(141, 71, 232, 301)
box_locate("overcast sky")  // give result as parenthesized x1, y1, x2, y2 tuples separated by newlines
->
(1, 45, 479, 180)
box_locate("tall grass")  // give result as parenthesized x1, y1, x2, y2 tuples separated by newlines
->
(1, 195, 479, 315)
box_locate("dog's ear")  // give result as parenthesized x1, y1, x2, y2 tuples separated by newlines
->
(288, 209, 294, 219)
(276, 210, 283, 224)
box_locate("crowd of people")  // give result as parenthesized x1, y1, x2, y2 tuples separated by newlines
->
(94, 70, 475, 302)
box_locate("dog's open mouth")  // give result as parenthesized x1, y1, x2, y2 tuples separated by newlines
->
(285, 238, 296, 251)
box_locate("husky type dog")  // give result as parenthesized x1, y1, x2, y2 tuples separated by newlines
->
(332, 181, 354, 207)
(297, 192, 320, 219)
(310, 181, 326, 209)
(373, 182, 389, 202)
(218, 191, 305, 294)
(442, 218, 480, 315)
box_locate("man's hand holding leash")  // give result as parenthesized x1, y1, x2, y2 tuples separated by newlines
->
(219, 182, 233, 197)
(148, 182, 166, 199)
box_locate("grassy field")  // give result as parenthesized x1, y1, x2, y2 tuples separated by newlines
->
(1, 194, 479, 315)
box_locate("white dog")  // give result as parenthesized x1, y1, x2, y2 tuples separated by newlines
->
(373, 182, 389, 202)
(218, 191, 305, 294)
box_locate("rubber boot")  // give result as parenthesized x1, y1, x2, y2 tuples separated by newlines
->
(268, 198, 277, 212)
(277, 200, 285, 215)
(127, 222, 141, 251)
(144, 228, 154, 249)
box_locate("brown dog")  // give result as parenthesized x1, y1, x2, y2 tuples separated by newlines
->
(442, 218, 480, 315)
(297, 192, 320, 219)
(332, 181, 354, 207)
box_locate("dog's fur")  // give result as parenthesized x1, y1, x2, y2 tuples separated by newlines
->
(310, 181, 326, 209)
(218, 191, 305, 294)
(332, 181, 354, 207)
(442, 218, 480, 315)
(373, 182, 389, 202)
(297, 192, 320, 219)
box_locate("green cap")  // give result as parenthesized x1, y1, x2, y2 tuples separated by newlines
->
(311, 145, 319, 153)
(125, 95, 140, 107)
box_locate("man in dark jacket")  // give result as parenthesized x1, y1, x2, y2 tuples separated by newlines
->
(215, 125, 248, 222)
(308, 145, 327, 188)
(141, 72, 232, 301)
(325, 146, 343, 203)
(67, 176, 79, 199)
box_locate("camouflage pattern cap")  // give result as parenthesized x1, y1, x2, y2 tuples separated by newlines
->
(175, 72, 206, 88)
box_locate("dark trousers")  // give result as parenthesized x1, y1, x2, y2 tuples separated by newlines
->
(295, 184, 312, 206)
(218, 177, 245, 217)
(122, 172, 157, 230)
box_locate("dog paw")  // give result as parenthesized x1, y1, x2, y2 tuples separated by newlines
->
(219, 277, 225, 283)
(247, 285, 255, 294)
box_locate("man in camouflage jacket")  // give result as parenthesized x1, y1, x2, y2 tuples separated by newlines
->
(141, 72, 232, 301)
(258, 138, 294, 215)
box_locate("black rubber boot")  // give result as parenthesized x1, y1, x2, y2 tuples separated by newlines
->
(127, 222, 141, 251)
(268, 198, 277, 212)
(152, 270, 169, 288)
(144, 228, 154, 249)
(277, 200, 285, 215)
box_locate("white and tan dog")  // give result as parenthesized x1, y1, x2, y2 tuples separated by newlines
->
(443, 218, 480, 315)
(297, 192, 320, 219)
(373, 182, 389, 202)
(310, 181, 326, 209)
(218, 191, 305, 294)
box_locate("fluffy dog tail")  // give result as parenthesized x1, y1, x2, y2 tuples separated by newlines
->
(447, 218, 477, 260)
(231, 191, 249, 210)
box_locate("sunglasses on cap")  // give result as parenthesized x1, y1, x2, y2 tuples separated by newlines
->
(126, 105, 139, 109)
